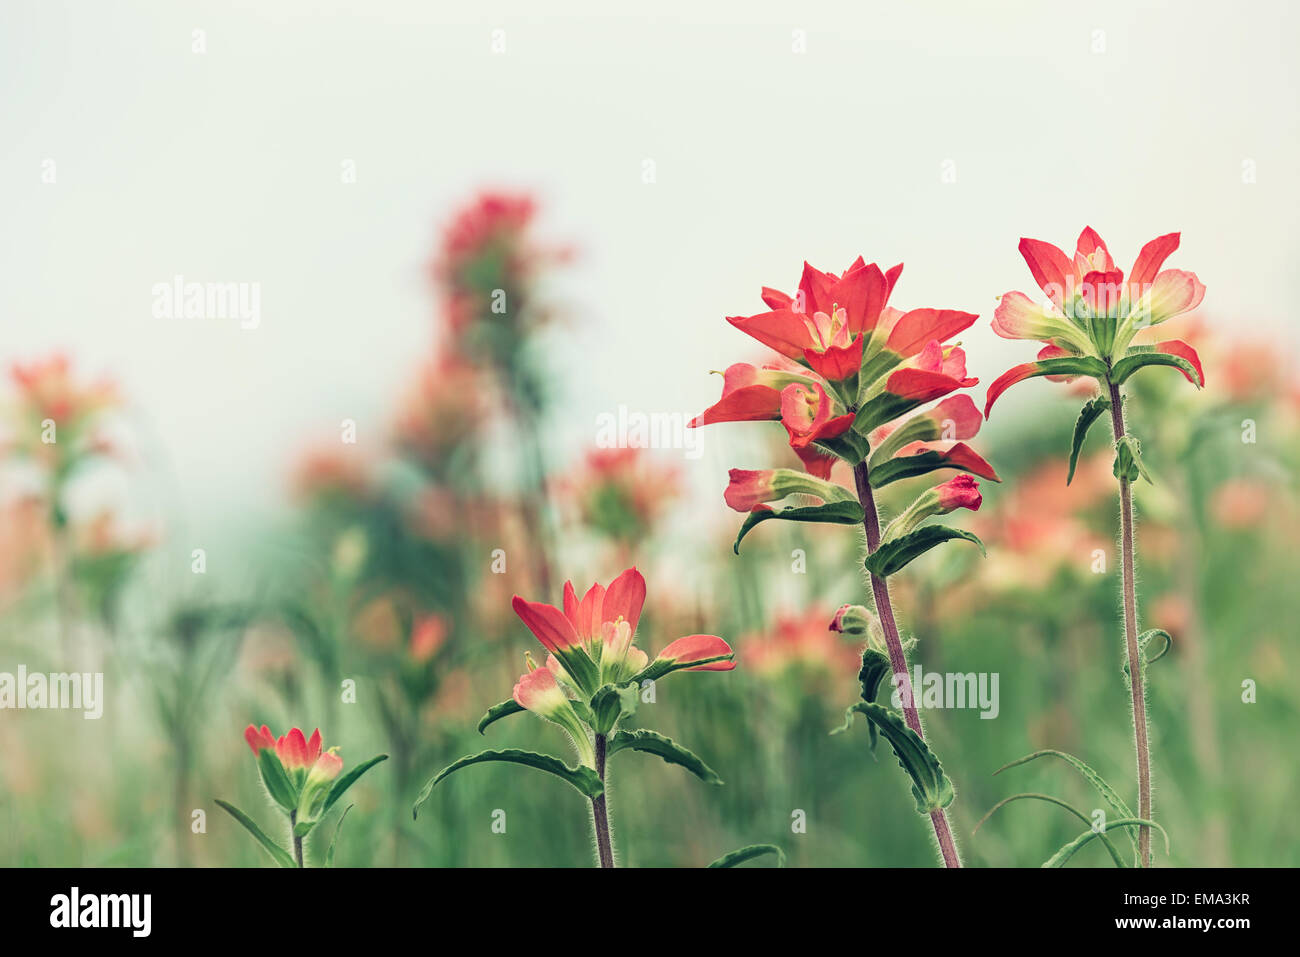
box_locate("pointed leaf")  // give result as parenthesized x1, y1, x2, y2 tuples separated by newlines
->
(1067, 396, 1110, 485)
(1111, 348, 1203, 388)
(707, 844, 786, 868)
(733, 500, 863, 554)
(215, 799, 297, 868)
(853, 390, 925, 436)
(322, 753, 388, 816)
(865, 525, 985, 578)
(973, 793, 1126, 867)
(256, 749, 298, 812)
(867, 448, 990, 489)
(325, 804, 353, 868)
(994, 749, 1137, 859)
(984, 356, 1109, 419)
(812, 428, 870, 466)
(477, 698, 526, 735)
(413, 749, 603, 819)
(589, 682, 640, 735)
(1042, 818, 1170, 868)
(836, 702, 954, 813)
(1113, 435, 1152, 484)
(607, 729, 722, 785)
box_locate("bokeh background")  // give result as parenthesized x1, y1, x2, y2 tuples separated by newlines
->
(1, 0, 1296, 866)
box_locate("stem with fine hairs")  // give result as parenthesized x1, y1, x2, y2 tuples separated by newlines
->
(290, 810, 305, 868)
(590, 734, 614, 868)
(1106, 377, 1153, 867)
(853, 461, 962, 868)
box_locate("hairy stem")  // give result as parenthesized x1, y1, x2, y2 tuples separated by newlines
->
(853, 461, 962, 868)
(1106, 378, 1153, 867)
(290, 810, 304, 868)
(591, 734, 614, 868)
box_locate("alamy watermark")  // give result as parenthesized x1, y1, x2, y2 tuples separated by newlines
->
(152, 275, 261, 330)
(892, 666, 999, 719)
(0, 667, 104, 719)
(595, 405, 702, 459)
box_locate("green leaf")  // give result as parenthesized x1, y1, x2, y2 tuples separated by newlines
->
(607, 729, 722, 785)
(589, 682, 640, 735)
(864, 525, 985, 578)
(843, 648, 894, 753)
(867, 450, 982, 489)
(1111, 348, 1203, 388)
(413, 749, 603, 819)
(707, 844, 785, 868)
(973, 793, 1126, 867)
(812, 428, 871, 466)
(1113, 435, 1153, 485)
(477, 699, 526, 735)
(1067, 396, 1111, 485)
(836, 702, 954, 813)
(325, 804, 353, 868)
(994, 749, 1137, 859)
(256, 749, 298, 812)
(1123, 629, 1173, 677)
(215, 799, 297, 868)
(633, 652, 735, 684)
(1042, 818, 1171, 868)
(733, 500, 863, 555)
(853, 391, 926, 437)
(857, 647, 892, 705)
(322, 753, 388, 816)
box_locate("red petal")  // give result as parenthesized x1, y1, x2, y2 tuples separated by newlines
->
(726, 310, 814, 359)
(1128, 232, 1181, 288)
(562, 581, 580, 627)
(1154, 340, 1206, 387)
(829, 262, 888, 336)
(925, 394, 983, 439)
(689, 384, 782, 427)
(984, 361, 1050, 419)
(885, 309, 979, 357)
(791, 442, 836, 479)
(306, 728, 322, 764)
(884, 263, 904, 299)
(760, 286, 792, 310)
(939, 442, 1000, 481)
(803, 338, 863, 382)
(603, 567, 646, 636)
(1018, 238, 1073, 304)
(797, 262, 836, 316)
(658, 634, 736, 671)
(512, 596, 582, 653)
(576, 583, 605, 641)
(884, 368, 969, 404)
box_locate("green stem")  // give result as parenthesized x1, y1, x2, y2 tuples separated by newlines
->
(853, 461, 962, 868)
(1106, 377, 1153, 867)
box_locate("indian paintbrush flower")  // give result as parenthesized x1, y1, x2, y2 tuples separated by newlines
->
(414, 566, 736, 867)
(981, 227, 1207, 869)
(694, 253, 998, 869)
(985, 227, 1206, 419)
(218, 725, 387, 867)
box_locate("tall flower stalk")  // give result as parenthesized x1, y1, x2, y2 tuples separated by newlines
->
(852, 462, 962, 866)
(693, 256, 998, 867)
(985, 226, 1205, 866)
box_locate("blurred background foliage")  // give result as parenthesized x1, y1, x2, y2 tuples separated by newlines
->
(1, 191, 1296, 868)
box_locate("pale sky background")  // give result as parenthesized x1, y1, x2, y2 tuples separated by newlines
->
(2, 0, 1297, 563)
